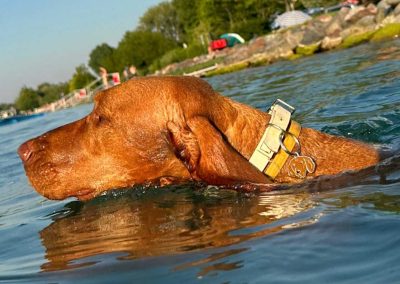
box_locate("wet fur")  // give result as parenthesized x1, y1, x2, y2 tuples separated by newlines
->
(18, 76, 380, 200)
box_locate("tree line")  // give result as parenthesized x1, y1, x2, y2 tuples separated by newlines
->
(14, 65, 95, 111)
(12, 0, 337, 111)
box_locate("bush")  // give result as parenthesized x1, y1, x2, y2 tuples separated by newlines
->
(0, 103, 14, 111)
(68, 65, 96, 92)
(149, 44, 207, 73)
(170, 57, 224, 75)
(115, 30, 177, 72)
(15, 87, 41, 111)
(231, 18, 268, 41)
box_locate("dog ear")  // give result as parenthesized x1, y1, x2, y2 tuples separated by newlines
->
(166, 121, 200, 176)
(167, 117, 270, 185)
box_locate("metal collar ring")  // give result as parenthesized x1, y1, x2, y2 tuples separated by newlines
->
(266, 123, 301, 156)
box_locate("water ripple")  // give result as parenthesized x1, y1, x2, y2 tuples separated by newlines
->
(1, 40, 400, 282)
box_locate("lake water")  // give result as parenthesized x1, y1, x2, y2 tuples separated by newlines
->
(1, 40, 400, 283)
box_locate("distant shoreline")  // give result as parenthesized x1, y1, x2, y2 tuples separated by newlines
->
(4, 3, 400, 116)
(160, 4, 400, 77)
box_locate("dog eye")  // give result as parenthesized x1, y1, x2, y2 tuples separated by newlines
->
(93, 114, 106, 125)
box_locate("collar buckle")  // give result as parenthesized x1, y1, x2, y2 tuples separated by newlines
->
(269, 99, 296, 115)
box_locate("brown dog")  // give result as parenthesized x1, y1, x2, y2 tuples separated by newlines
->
(18, 76, 380, 200)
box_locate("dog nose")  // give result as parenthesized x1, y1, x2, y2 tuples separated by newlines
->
(18, 141, 33, 163)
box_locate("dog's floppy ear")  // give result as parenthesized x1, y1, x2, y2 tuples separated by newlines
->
(166, 120, 200, 176)
(167, 117, 271, 185)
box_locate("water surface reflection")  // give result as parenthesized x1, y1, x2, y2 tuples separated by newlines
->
(40, 187, 316, 272)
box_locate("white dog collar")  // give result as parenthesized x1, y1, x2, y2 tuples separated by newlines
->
(249, 99, 300, 179)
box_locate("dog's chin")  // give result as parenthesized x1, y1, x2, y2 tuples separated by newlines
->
(24, 166, 95, 201)
(26, 165, 130, 201)
(31, 181, 99, 201)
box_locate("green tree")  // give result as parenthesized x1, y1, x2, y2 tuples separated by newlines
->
(37, 82, 69, 104)
(0, 103, 14, 111)
(195, 0, 230, 39)
(230, 0, 285, 38)
(173, 0, 200, 43)
(114, 30, 177, 71)
(172, 0, 284, 43)
(138, 1, 182, 42)
(15, 87, 40, 111)
(68, 65, 96, 92)
(88, 43, 118, 74)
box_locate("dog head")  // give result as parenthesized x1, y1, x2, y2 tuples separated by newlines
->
(18, 77, 204, 200)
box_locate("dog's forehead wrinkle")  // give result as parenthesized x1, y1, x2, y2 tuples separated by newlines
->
(126, 135, 169, 162)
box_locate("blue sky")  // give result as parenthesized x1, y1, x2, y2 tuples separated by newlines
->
(0, 0, 163, 103)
